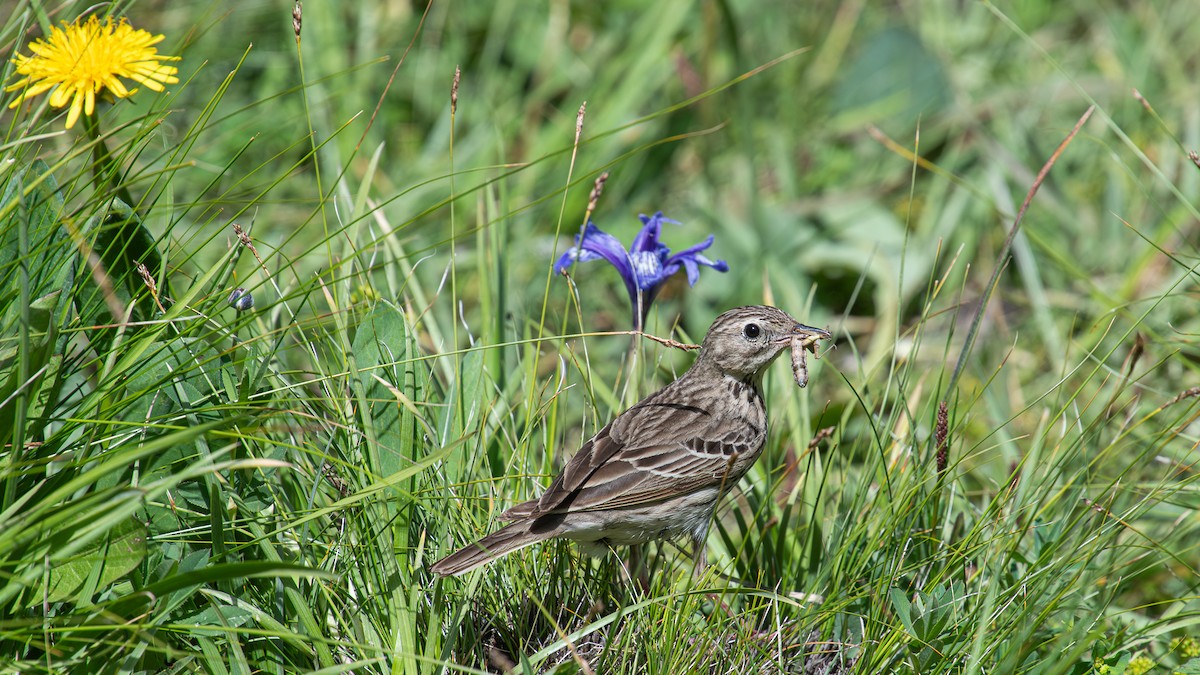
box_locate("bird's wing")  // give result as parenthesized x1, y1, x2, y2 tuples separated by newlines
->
(520, 383, 761, 516)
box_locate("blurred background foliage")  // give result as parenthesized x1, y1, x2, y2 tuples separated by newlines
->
(2, 0, 1199, 672)
(137, 0, 1200, 367)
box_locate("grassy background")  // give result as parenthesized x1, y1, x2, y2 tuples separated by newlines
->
(2, 0, 1199, 672)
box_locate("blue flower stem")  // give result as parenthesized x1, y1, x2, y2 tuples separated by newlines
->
(623, 331, 644, 409)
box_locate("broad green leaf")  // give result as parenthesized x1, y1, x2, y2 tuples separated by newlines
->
(0, 160, 75, 449)
(118, 337, 221, 425)
(181, 602, 256, 637)
(28, 516, 147, 606)
(91, 198, 171, 322)
(352, 302, 411, 478)
(439, 346, 487, 485)
(0, 160, 74, 311)
(830, 25, 951, 134)
(1178, 658, 1200, 674)
(889, 587, 916, 636)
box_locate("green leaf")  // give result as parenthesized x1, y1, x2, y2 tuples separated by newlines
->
(91, 198, 171, 321)
(28, 516, 147, 606)
(181, 603, 257, 637)
(889, 587, 916, 635)
(352, 302, 411, 478)
(0, 160, 75, 449)
(0, 292, 63, 416)
(439, 346, 487, 485)
(118, 337, 221, 426)
(0, 160, 74, 309)
(830, 25, 952, 134)
(1178, 658, 1200, 675)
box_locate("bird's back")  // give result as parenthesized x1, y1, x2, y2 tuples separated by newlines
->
(503, 363, 769, 522)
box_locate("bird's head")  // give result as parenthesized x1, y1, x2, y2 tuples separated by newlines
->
(698, 305, 831, 380)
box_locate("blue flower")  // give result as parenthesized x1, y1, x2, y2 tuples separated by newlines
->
(554, 211, 729, 329)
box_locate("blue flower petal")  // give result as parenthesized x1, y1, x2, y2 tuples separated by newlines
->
(553, 212, 728, 329)
(630, 212, 662, 253)
(641, 211, 682, 227)
(695, 254, 729, 272)
(629, 250, 667, 290)
(665, 236, 729, 286)
(553, 245, 601, 274)
(681, 259, 701, 286)
(556, 221, 639, 304)
(665, 234, 716, 258)
(557, 222, 631, 274)
(681, 255, 729, 285)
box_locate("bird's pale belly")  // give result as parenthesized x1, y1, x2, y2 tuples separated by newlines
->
(559, 486, 722, 555)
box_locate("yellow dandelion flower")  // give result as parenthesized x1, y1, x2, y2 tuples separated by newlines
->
(6, 15, 180, 129)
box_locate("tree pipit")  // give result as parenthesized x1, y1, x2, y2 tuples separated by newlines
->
(432, 305, 831, 576)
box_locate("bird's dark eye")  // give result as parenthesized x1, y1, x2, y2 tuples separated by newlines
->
(743, 323, 761, 339)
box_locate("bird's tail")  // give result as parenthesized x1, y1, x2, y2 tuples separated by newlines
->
(430, 520, 549, 577)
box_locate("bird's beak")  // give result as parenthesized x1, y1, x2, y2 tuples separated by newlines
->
(782, 321, 830, 345)
(774, 322, 831, 348)
(790, 323, 832, 342)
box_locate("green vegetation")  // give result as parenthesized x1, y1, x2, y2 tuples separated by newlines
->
(2, 1, 1198, 672)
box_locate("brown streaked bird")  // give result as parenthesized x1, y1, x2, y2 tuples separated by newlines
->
(431, 305, 830, 577)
